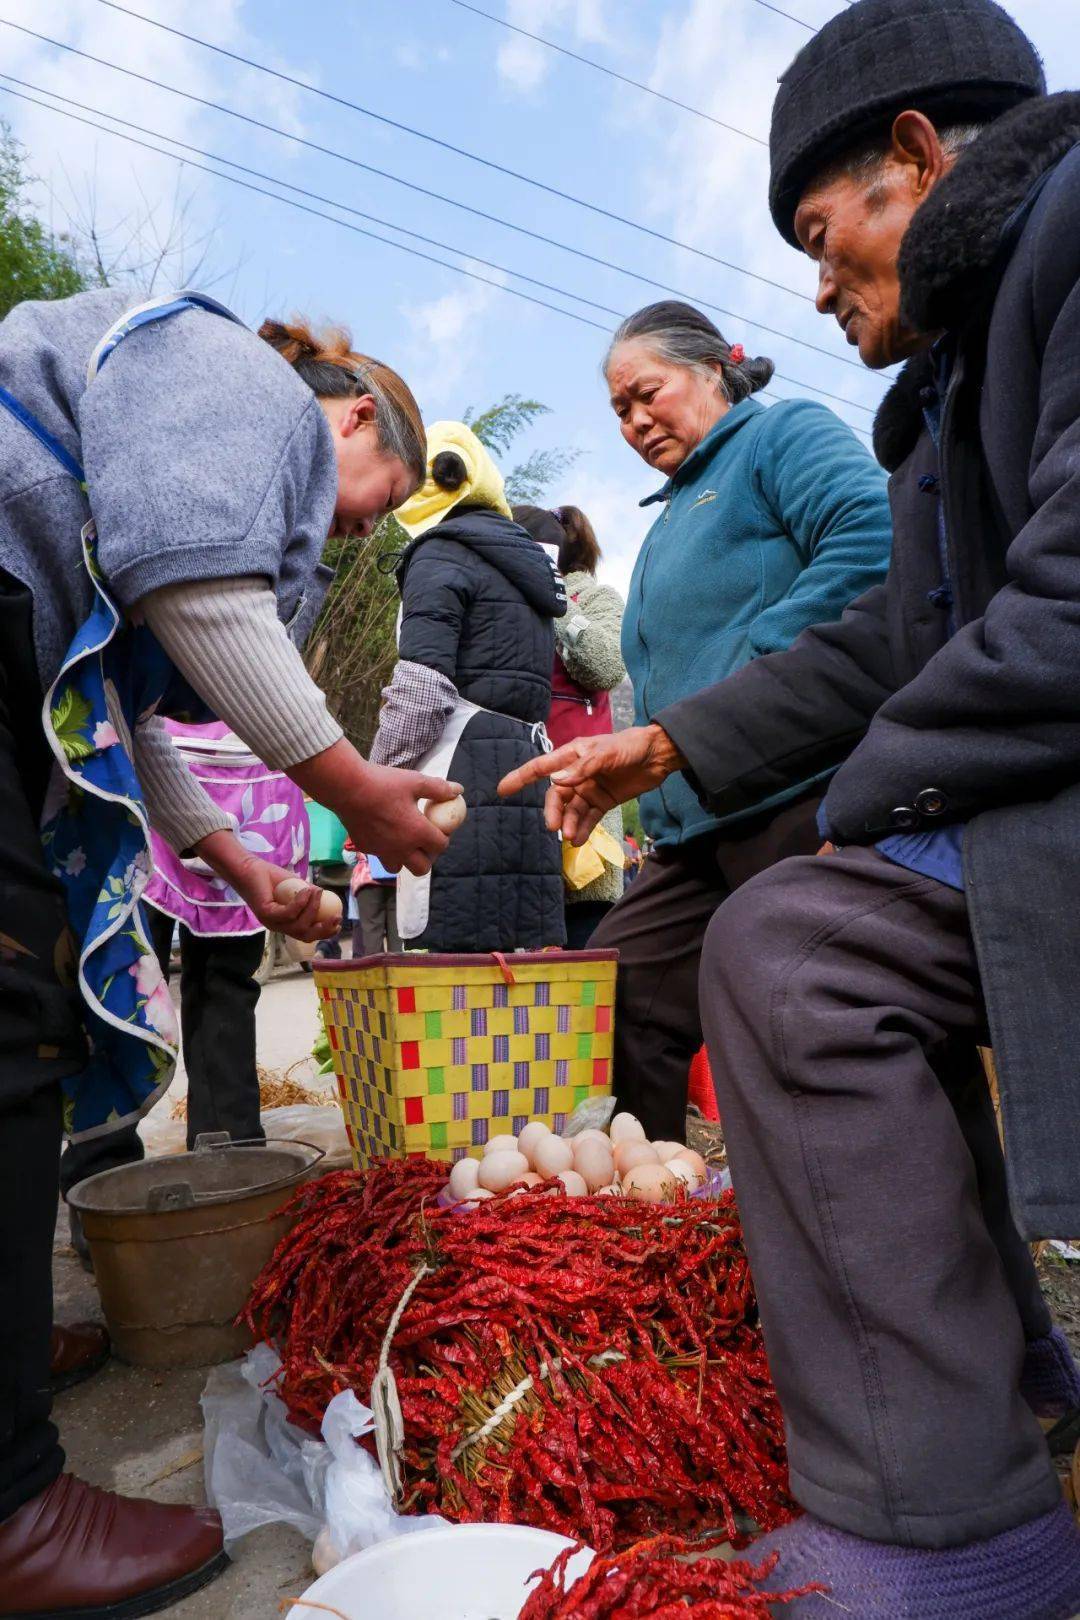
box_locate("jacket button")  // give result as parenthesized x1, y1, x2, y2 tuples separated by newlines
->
(916, 788, 948, 818)
(918, 385, 937, 407)
(889, 805, 918, 830)
(918, 474, 939, 492)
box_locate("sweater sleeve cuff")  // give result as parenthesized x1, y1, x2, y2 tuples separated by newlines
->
(133, 719, 236, 855)
(139, 576, 343, 770)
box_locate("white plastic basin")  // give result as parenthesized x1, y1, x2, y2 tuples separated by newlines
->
(294, 1524, 595, 1619)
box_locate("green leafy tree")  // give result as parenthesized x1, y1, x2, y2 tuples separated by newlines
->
(307, 394, 580, 753)
(464, 393, 581, 503)
(0, 123, 86, 318)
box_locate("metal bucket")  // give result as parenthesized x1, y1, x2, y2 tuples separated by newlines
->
(68, 1134, 323, 1369)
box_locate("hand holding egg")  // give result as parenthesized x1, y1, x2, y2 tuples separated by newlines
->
(424, 795, 467, 834)
(274, 875, 343, 926)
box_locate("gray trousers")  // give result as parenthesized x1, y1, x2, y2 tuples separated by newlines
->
(352, 884, 401, 958)
(700, 845, 1061, 1548)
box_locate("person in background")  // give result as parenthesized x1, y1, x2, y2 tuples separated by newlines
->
(590, 299, 893, 1139)
(370, 423, 566, 953)
(513, 503, 627, 948)
(502, 1, 1080, 1608)
(0, 291, 458, 1617)
(343, 841, 401, 956)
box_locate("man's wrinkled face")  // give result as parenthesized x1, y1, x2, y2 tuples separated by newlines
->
(794, 163, 925, 370)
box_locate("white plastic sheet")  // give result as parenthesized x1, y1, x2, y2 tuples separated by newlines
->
(201, 1344, 445, 1560)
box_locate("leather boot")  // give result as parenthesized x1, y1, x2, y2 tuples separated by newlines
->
(0, 1474, 227, 1619)
(49, 1323, 110, 1395)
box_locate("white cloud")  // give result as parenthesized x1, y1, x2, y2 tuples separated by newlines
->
(494, 0, 613, 95)
(398, 271, 504, 415)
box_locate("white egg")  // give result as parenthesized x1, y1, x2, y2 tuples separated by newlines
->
(477, 1151, 531, 1193)
(667, 1160, 696, 1189)
(669, 1149, 708, 1191)
(463, 1188, 494, 1209)
(556, 1169, 589, 1197)
(652, 1140, 687, 1164)
(609, 1112, 647, 1144)
(517, 1121, 552, 1165)
(613, 1141, 660, 1178)
(448, 1158, 480, 1199)
(273, 877, 343, 925)
(573, 1140, 615, 1193)
(623, 1163, 679, 1203)
(570, 1128, 611, 1151)
(508, 1172, 544, 1195)
(425, 795, 468, 833)
(596, 1183, 622, 1197)
(532, 1135, 574, 1178)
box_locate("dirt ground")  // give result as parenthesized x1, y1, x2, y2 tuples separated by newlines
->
(51, 964, 1080, 1615)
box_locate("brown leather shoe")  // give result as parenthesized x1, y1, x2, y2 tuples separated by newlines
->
(0, 1474, 227, 1619)
(49, 1323, 111, 1395)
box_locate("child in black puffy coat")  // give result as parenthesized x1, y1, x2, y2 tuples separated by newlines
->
(369, 421, 566, 952)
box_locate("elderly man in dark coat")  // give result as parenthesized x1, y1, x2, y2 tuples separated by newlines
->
(500, 0, 1080, 1611)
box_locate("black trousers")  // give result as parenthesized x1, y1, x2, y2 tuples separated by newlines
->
(591, 790, 823, 1140)
(0, 571, 82, 1518)
(700, 846, 1059, 1546)
(62, 912, 266, 1193)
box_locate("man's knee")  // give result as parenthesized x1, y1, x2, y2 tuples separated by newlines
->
(700, 857, 814, 1012)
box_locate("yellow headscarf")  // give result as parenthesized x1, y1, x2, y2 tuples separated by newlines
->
(395, 420, 513, 538)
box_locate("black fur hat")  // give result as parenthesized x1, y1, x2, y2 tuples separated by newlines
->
(769, 0, 1045, 247)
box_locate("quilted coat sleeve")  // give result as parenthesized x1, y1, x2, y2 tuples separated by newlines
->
(396, 541, 472, 681)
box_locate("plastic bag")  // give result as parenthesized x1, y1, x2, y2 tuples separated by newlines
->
(260, 1104, 350, 1163)
(201, 1344, 445, 1558)
(138, 1110, 189, 1157)
(201, 1343, 325, 1549)
(563, 1095, 617, 1137)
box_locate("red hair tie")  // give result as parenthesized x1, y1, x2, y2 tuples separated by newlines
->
(729, 343, 745, 364)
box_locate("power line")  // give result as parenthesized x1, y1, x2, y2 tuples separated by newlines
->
(0, 16, 875, 381)
(0, 79, 608, 333)
(450, 0, 769, 145)
(90, 0, 815, 306)
(0, 70, 877, 421)
(750, 0, 816, 30)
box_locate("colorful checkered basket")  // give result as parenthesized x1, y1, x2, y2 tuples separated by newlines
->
(313, 950, 618, 1169)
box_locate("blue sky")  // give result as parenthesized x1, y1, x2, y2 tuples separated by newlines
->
(4, 0, 1077, 593)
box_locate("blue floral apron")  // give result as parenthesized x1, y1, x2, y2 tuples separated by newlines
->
(0, 291, 243, 1140)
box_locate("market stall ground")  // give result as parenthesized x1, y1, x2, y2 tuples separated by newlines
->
(49, 961, 1080, 1616)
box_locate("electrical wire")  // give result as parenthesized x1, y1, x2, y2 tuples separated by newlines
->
(0, 78, 876, 441)
(0, 70, 877, 418)
(0, 15, 875, 379)
(449, 0, 769, 144)
(89, 0, 815, 305)
(750, 0, 816, 30)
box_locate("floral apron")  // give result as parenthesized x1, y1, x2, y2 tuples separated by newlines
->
(0, 290, 243, 1140)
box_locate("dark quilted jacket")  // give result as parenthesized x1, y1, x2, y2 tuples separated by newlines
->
(396, 506, 567, 952)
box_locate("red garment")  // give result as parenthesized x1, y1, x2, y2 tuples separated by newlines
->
(547, 654, 613, 749)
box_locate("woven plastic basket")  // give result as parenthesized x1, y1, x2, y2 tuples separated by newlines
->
(313, 951, 617, 1169)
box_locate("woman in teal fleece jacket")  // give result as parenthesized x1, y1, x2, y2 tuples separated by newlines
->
(591, 300, 892, 1138)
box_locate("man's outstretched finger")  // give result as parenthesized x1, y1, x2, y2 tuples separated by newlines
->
(499, 744, 584, 798)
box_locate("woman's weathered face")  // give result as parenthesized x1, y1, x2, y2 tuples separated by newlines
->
(607, 340, 728, 476)
(321, 395, 416, 538)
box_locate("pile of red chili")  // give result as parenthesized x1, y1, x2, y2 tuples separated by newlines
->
(246, 1160, 794, 1552)
(518, 1536, 823, 1617)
